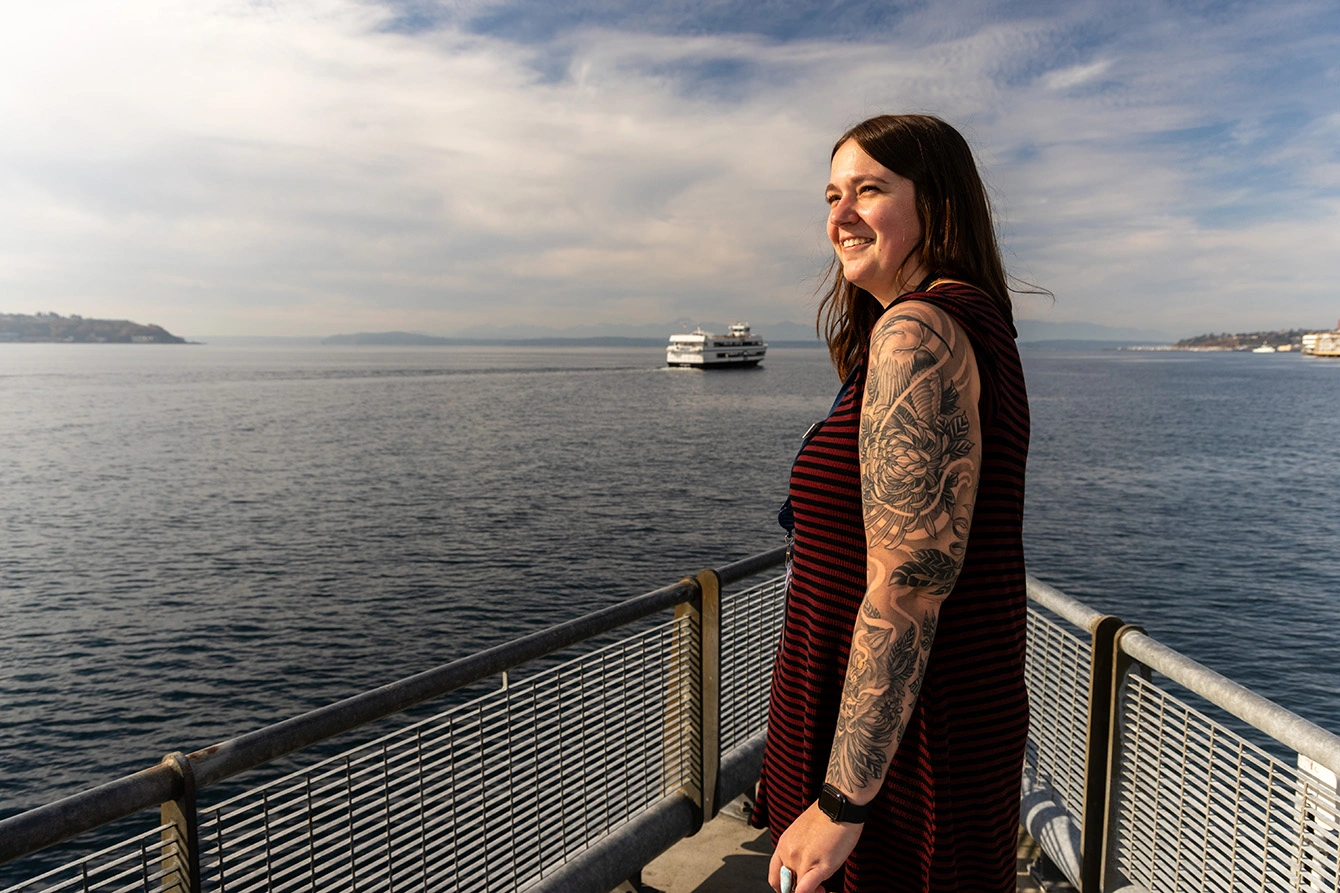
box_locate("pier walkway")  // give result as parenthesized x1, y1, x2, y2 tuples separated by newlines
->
(606, 796, 1053, 892)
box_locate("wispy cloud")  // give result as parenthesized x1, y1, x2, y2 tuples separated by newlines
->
(0, 0, 1336, 336)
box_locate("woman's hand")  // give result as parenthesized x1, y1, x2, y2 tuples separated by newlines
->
(768, 801, 864, 893)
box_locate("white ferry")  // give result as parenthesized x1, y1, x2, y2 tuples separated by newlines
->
(666, 322, 767, 369)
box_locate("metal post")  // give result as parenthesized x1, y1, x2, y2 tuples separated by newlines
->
(668, 568, 722, 834)
(1079, 615, 1123, 893)
(160, 752, 200, 893)
(696, 568, 722, 822)
(1296, 754, 1340, 892)
(673, 578, 705, 834)
(1099, 625, 1145, 893)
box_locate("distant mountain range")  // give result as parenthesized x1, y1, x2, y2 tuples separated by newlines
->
(24, 309, 1306, 349)
(448, 318, 823, 342)
(319, 317, 1184, 347)
(322, 332, 671, 347)
(1012, 319, 1179, 345)
(322, 318, 824, 346)
(3, 311, 1190, 347)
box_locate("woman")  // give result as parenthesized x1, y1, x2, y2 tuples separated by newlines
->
(753, 114, 1031, 893)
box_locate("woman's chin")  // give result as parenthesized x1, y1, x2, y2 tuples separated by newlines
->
(841, 264, 873, 290)
(845, 275, 892, 304)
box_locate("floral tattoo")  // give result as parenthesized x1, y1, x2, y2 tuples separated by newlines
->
(860, 313, 974, 553)
(825, 304, 979, 796)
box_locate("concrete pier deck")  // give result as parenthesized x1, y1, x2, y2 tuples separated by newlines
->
(610, 797, 1057, 892)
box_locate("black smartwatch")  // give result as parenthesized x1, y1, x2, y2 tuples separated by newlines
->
(818, 783, 870, 824)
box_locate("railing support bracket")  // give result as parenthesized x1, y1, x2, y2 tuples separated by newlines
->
(160, 751, 200, 893)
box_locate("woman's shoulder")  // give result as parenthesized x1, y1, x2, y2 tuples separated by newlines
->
(898, 279, 1015, 341)
(926, 278, 994, 304)
(892, 278, 990, 309)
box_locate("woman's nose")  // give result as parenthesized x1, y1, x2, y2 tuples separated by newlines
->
(829, 195, 857, 225)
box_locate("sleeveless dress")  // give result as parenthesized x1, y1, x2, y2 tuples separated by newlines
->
(751, 283, 1030, 892)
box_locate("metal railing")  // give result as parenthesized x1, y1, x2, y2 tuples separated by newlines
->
(1022, 578, 1340, 892)
(4, 549, 1340, 893)
(0, 549, 786, 893)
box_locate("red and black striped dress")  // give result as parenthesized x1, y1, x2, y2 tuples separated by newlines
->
(752, 283, 1030, 892)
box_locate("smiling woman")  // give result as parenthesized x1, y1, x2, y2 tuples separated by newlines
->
(754, 115, 1033, 893)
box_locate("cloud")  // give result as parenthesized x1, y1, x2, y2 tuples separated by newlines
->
(0, 0, 1337, 336)
(1041, 59, 1113, 92)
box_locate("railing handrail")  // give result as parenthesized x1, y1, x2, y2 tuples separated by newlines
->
(1027, 572, 1340, 777)
(1025, 575, 1109, 634)
(189, 576, 701, 788)
(0, 762, 180, 869)
(0, 546, 787, 867)
(1119, 627, 1340, 776)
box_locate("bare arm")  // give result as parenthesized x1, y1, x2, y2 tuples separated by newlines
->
(826, 299, 982, 802)
(771, 300, 982, 893)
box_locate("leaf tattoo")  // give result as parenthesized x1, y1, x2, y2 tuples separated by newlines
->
(920, 612, 937, 653)
(889, 549, 963, 597)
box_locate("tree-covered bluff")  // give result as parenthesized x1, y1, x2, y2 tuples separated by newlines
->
(1173, 328, 1314, 351)
(0, 312, 185, 343)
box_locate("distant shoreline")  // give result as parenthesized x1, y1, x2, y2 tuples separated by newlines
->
(188, 336, 1187, 350)
(17, 334, 1305, 352)
(322, 335, 829, 348)
(192, 333, 830, 348)
(1, 312, 185, 344)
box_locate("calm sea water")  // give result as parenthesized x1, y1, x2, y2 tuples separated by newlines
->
(2, 343, 1338, 831)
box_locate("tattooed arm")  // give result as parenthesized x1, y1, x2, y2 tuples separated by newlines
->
(770, 300, 982, 893)
(826, 300, 981, 801)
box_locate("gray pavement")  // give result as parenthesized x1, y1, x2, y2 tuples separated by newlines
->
(609, 798, 772, 893)
(609, 797, 1049, 892)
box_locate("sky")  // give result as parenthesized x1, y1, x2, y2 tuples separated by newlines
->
(1, 0, 1338, 339)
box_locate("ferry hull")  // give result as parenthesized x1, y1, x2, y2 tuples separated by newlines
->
(667, 357, 763, 369)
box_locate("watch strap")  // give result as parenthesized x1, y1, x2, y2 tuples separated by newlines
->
(818, 783, 870, 824)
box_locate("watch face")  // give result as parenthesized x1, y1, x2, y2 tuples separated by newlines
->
(819, 783, 867, 823)
(818, 784, 842, 819)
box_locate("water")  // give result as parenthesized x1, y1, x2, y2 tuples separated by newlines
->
(1023, 348, 1340, 735)
(2, 343, 1338, 827)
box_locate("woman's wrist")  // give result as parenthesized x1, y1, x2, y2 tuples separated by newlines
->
(818, 782, 870, 823)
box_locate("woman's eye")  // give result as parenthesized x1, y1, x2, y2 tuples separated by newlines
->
(859, 185, 879, 195)
(825, 194, 840, 205)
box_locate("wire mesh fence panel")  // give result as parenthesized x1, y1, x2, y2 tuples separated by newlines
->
(1109, 672, 1340, 893)
(195, 615, 695, 893)
(719, 575, 786, 754)
(0, 824, 184, 893)
(1023, 606, 1092, 822)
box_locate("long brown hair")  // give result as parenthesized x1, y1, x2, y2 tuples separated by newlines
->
(818, 114, 1015, 378)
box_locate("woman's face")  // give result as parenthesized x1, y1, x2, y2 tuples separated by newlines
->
(826, 139, 926, 305)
